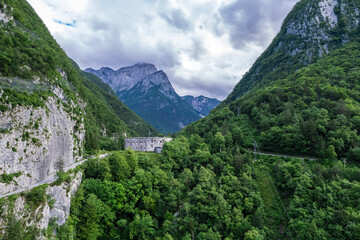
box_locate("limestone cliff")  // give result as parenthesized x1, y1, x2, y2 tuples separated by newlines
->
(0, 74, 85, 237)
(0, 171, 83, 238)
(0, 85, 85, 196)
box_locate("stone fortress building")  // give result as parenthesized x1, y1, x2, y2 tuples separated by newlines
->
(125, 137, 173, 153)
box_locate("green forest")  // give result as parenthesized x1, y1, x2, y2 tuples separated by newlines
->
(50, 137, 360, 239)
(186, 42, 360, 160)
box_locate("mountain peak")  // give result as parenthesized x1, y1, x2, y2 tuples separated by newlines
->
(134, 62, 155, 67)
(99, 66, 115, 72)
(85, 63, 158, 93)
(136, 70, 177, 100)
(116, 62, 158, 74)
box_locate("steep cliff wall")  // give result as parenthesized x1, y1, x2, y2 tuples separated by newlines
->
(0, 171, 83, 238)
(0, 74, 85, 237)
(0, 88, 85, 196)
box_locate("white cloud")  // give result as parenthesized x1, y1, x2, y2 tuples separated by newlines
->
(28, 0, 299, 100)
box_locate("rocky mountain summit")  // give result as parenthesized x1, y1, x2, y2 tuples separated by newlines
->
(86, 64, 220, 133)
(86, 63, 158, 96)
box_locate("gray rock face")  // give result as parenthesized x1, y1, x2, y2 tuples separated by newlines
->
(40, 171, 83, 228)
(135, 70, 179, 101)
(86, 63, 158, 95)
(0, 171, 83, 237)
(0, 82, 85, 234)
(0, 89, 85, 196)
(181, 95, 221, 116)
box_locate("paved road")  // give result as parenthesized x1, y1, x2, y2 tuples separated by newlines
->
(0, 154, 109, 199)
(250, 150, 318, 161)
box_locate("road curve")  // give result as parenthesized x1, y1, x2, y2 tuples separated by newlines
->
(250, 150, 318, 161)
(0, 154, 109, 199)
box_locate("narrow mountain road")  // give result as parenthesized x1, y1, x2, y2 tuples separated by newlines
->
(0, 154, 109, 199)
(250, 150, 318, 161)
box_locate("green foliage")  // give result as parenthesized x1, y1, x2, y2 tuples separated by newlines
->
(23, 184, 47, 210)
(53, 171, 71, 186)
(68, 141, 265, 239)
(0, 171, 21, 184)
(0, 88, 48, 109)
(187, 42, 360, 161)
(266, 155, 360, 239)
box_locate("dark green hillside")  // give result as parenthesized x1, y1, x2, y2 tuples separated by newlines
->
(184, 42, 360, 159)
(0, 0, 157, 151)
(222, 0, 360, 106)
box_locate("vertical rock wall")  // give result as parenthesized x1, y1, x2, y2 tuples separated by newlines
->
(0, 96, 84, 196)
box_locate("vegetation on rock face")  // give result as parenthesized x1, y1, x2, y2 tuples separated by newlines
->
(0, 171, 21, 184)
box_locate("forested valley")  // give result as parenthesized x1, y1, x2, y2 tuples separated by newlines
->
(0, 0, 360, 239)
(53, 41, 360, 240)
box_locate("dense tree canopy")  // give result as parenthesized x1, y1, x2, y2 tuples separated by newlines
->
(184, 42, 360, 160)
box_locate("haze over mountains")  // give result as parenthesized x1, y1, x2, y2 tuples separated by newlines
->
(86, 64, 220, 133)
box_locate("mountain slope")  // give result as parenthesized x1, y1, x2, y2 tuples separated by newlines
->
(183, 0, 360, 159)
(81, 70, 157, 138)
(222, 0, 360, 105)
(120, 70, 201, 133)
(181, 95, 221, 116)
(86, 64, 203, 133)
(185, 41, 360, 158)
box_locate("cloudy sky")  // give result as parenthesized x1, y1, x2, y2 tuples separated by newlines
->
(28, 0, 299, 100)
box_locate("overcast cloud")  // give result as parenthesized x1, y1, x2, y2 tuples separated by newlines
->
(28, 0, 299, 100)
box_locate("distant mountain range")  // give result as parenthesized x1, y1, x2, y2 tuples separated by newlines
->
(85, 63, 220, 133)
